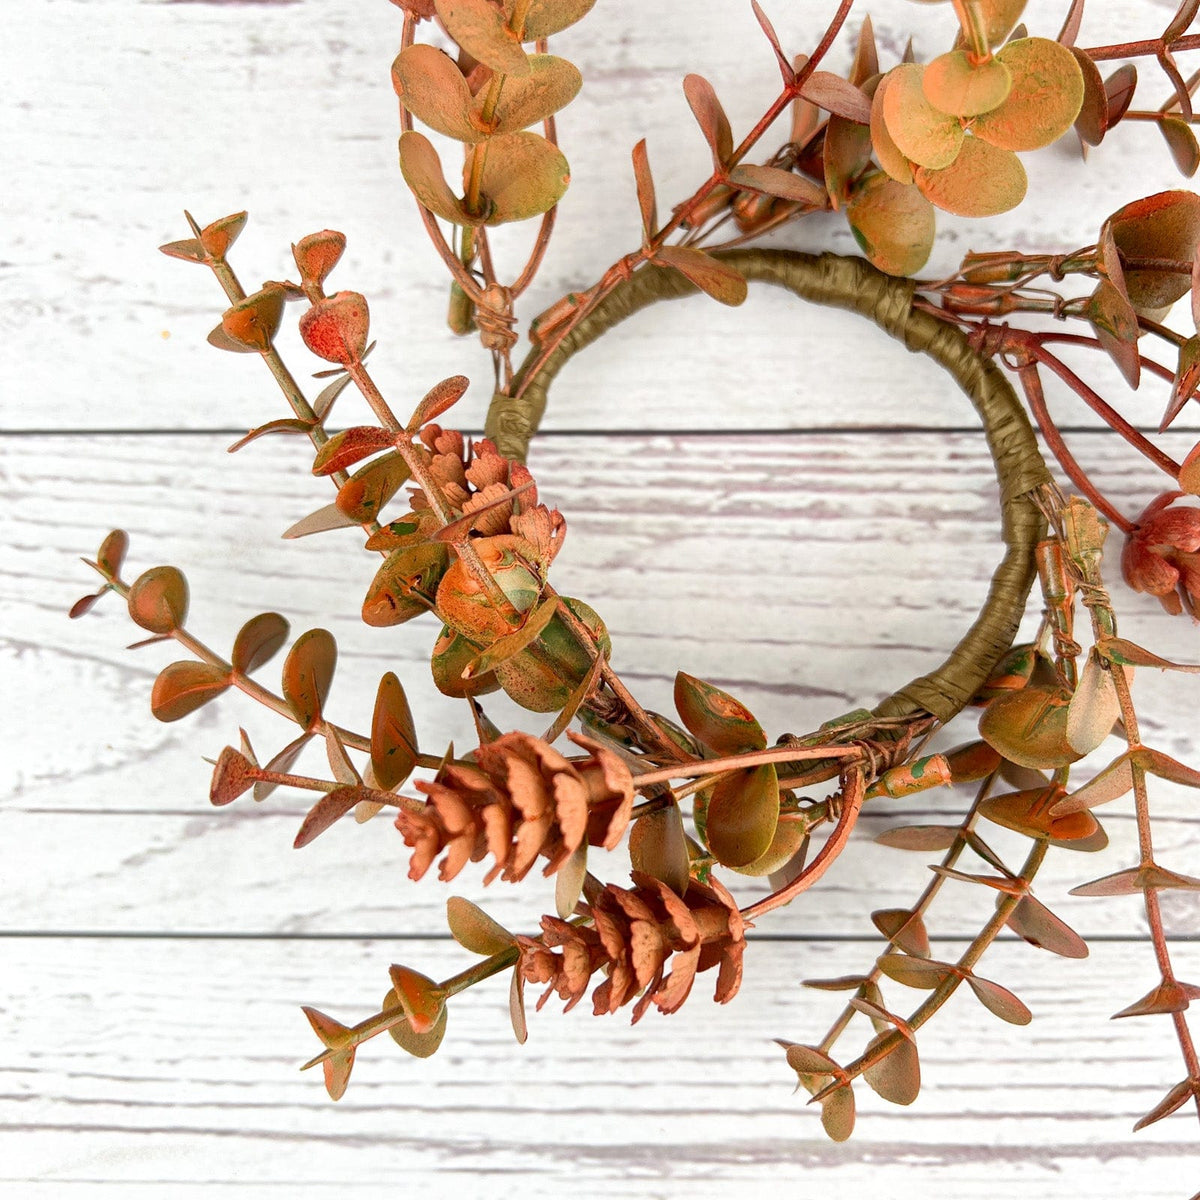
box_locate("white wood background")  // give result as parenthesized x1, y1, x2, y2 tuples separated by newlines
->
(5, 1, 1200, 1196)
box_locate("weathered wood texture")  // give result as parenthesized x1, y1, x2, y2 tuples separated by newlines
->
(5, 0, 1198, 431)
(6, 0, 1200, 1196)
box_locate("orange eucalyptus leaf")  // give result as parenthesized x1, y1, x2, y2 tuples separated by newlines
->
(978, 685, 1080, 769)
(508, 969, 528, 1044)
(1160, 116, 1200, 177)
(198, 211, 248, 260)
(294, 786, 363, 848)
(151, 661, 231, 722)
(628, 805, 691, 897)
(363, 543, 448, 628)
(335, 451, 411, 522)
(1007, 895, 1090, 958)
(966, 974, 1032, 1025)
(1071, 46, 1108, 146)
(391, 43, 481, 142)
(871, 908, 931, 957)
(283, 501, 360, 539)
(682, 73, 733, 164)
(922, 50, 1012, 118)
(1083, 279, 1142, 389)
(1113, 979, 1200, 1019)
(1066, 652, 1120, 754)
(862, 1031, 920, 1105)
(371, 671, 418, 790)
(312, 427, 395, 476)
(385, 987, 449, 1057)
(388, 965, 446, 1034)
(407, 375, 470, 432)
(882, 63, 964, 169)
(485, 54, 582, 133)
(477, 131, 570, 224)
(446, 896, 515, 956)
(913, 135, 1027, 217)
(399, 131, 479, 226)
(211, 285, 286, 353)
(875, 824, 959, 851)
(971, 38, 1084, 152)
(673, 671, 766, 754)
(128, 566, 189, 634)
(292, 230, 347, 288)
(231, 612, 289, 676)
(300, 291, 370, 365)
(704, 763, 779, 869)
(870, 70, 914, 184)
(1104, 190, 1200, 313)
(1134, 1078, 1198, 1131)
(505, 0, 595, 40)
(729, 163, 826, 207)
(281, 628, 337, 729)
(845, 172, 935, 276)
(876, 954, 955, 989)
(436, 0, 530, 75)
(801, 71, 871, 123)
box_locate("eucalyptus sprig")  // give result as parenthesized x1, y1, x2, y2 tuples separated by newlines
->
(75, 0, 1200, 1148)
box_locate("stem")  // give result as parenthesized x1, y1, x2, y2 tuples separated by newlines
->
(1083, 34, 1200, 61)
(1017, 361, 1136, 533)
(635, 744, 862, 788)
(740, 766, 865, 922)
(819, 773, 998, 1050)
(510, 0, 855, 402)
(1031, 344, 1182, 480)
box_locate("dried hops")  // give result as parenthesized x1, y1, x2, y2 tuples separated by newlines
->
(518, 870, 746, 1020)
(396, 732, 634, 883)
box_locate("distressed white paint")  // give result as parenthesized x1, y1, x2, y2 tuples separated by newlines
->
(5, 0, 1200, 1196)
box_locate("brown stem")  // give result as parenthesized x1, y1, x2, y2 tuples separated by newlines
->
(740, 766, 865, 922)
(1016, 361, 1136, 533)
(1083, 34, 1200, 61)
(510, 0, 855, 402)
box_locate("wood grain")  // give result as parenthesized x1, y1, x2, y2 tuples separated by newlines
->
(8, 0, 1200, 1194)
(3, 936, 1198, 1198)
(4, 0, 1196, 432)
(7, 432, 1200, 942)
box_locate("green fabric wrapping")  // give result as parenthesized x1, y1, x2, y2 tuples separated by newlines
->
(484, 249, 1053, 726)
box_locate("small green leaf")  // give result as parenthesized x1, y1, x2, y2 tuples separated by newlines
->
(704, 763, 780, 868)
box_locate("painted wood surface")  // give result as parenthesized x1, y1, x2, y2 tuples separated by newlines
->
(6, 0, 1200, 1197)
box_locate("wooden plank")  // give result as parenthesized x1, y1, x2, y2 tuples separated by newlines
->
(2, 936, 1197, 1198)
(5, 1, 1197, 431)
(6, 432, 1200, 937)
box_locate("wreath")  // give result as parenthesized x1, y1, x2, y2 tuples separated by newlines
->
(74, 0, 1200, 1142)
